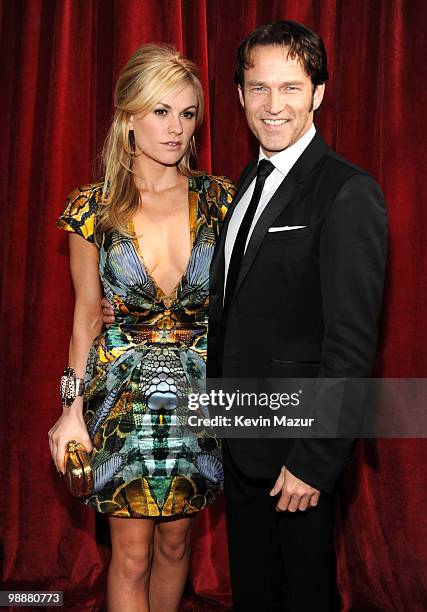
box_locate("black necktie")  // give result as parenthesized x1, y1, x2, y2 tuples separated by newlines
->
(223, 159, 275, 319)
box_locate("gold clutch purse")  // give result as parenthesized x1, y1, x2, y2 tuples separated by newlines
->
(63, 440, 94, 497)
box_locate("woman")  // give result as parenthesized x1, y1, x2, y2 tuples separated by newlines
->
(48, 44, 234, 612)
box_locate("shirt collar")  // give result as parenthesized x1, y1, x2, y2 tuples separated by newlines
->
(258, 124, 316, 177)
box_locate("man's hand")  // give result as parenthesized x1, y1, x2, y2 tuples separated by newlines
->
(101, 297, 114, 325)
(270, 466, 321, 512)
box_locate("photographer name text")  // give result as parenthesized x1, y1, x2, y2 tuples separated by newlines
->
(188, 415, 315, 428)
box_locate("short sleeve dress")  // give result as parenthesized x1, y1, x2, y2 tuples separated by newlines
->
(57, 175, 235, 518)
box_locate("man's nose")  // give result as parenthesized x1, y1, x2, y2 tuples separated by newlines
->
(168, 115, 183, 134)
(264, 90, 284, 115)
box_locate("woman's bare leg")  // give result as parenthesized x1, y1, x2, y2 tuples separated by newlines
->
(149, 516, 194, 612)
(107, 516, 155, 612)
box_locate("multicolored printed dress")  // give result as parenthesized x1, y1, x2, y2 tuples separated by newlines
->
(56, 175, 235, 517)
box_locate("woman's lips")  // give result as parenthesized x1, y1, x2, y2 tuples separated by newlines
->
(161, 141, 182, 148)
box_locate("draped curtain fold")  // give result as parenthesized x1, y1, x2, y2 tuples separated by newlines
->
(1, 1, 426, 610)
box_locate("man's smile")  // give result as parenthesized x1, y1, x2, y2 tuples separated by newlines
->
(261, 119, 290, 126)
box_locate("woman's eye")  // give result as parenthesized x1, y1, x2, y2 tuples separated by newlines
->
(182, 111, 195, 119)
(154, 109, 167, 115)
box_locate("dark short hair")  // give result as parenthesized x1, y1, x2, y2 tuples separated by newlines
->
(235, 20, 329, 88)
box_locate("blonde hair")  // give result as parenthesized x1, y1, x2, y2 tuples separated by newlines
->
(96, 44, 204, 238)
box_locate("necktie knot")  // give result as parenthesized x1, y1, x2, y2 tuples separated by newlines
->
(257, 159, 275, 180)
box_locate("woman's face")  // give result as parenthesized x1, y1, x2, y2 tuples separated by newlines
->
(129, 84, 198, 167)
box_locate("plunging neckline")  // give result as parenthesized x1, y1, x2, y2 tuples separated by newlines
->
(129, 177, 198, 302)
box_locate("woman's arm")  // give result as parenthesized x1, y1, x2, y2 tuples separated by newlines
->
(48, 233, 103, 473)
(68, 233, 104, 381)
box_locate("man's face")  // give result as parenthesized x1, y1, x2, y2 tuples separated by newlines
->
(238, 45, 325, 157)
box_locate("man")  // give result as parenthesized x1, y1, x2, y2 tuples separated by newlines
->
(207, 21, 387, 611)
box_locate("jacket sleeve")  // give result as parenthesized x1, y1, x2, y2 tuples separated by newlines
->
(285, 173, 388, 493)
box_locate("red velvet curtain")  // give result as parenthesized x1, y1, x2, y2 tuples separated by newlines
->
(1, 1, 426, 610)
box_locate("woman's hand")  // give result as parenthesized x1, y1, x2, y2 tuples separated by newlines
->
(48, 398, 93, 474)
(101, 297, 115, 325)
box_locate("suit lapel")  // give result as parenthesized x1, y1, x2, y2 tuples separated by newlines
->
(234, 132, 330, 299)
(215, 162, 257, 256)
(234, 177, 299, 296)
(209, 162, 257, 301)
(210, 132, 330, 317)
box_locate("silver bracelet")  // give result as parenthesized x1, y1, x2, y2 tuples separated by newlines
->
(60, 367, 85, 407)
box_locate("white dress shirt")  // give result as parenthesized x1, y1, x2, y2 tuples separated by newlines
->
(224, 125, 316, 295)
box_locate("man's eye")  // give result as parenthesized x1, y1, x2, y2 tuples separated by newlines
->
(253, 87, 266, 92)
(286, 86, 298, 92)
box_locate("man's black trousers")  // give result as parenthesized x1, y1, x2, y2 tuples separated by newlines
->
(222, 440, 340, 612)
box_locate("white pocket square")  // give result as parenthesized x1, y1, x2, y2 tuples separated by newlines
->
(268, 225, 307, 232)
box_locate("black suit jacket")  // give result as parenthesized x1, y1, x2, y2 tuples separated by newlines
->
(207, 132, 388, 493)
